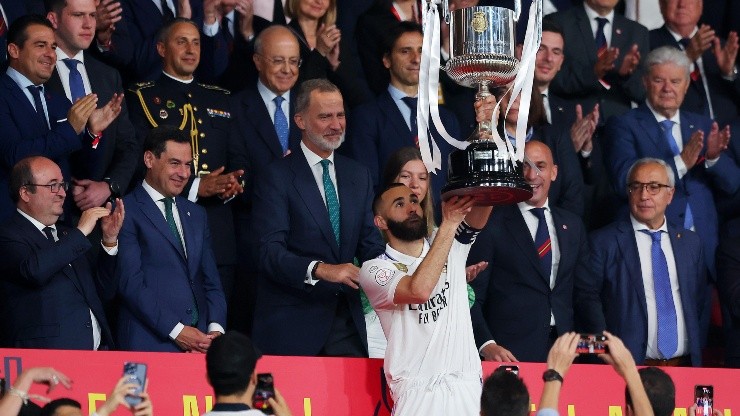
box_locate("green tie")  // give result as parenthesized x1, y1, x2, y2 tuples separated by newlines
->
(320, 159, 341, 246)
(161, 197, 199, 326)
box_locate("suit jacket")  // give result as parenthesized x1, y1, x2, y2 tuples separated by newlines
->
(549, 5, 649, 122)
(46, 52, 139, 189)
(0, 73, 87, 222)
(467, 204, 601, 362)
(345, 89, 460, 204)
(0, 213, 114, 349)
(649, 26, 740, 126)
(717, 218, 740, 366)
(251, 149, 384, 356)
(116, 184, 227, 352)
(588, 220, 708, 365)
(548, 92, 577, 130)
(605, 105, 740, 277)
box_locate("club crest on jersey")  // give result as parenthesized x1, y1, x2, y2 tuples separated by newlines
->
(374, 268, 393, 286)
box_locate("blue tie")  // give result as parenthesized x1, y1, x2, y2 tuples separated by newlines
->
(530, 207, 552, 280)
(320, 159, 341, 246)
(27, 85, 49, 130)
(595, 17, 608, 52)
(660, 120, 694, 229)
(273, 96, 289, 154)
(62, 58, 86, 103)
(640, 229, 678, 359)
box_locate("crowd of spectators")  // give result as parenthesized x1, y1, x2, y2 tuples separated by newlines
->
(0, 0, 739, 389)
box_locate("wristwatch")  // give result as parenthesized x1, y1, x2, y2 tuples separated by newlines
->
(542, 369, 563, 383)
(103, 177, 121, 199)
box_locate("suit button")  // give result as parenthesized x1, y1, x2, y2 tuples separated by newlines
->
(186, 308, 193, 315)
(202, 148, 207, 154)
(193, 106, 198, 111)
(202, 163, 208, 170)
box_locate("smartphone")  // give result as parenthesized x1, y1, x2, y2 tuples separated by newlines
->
(694, 385, 713, 416)
(252, 373, 275, 415)
(576, 334, 607, 354)
(498, 365, 520, 376)
(122, 362, 147, 408)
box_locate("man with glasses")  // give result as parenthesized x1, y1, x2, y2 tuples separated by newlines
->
(587, 158, 709, 366)
(0, 156, 124, 350)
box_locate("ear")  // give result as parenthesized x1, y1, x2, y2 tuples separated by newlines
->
(294, 113, 305, 130)
(249, 371, 258, 388)
(382, 53, 391, 70)
(143, 150, 155, 169)
(550, 164, 558, 182)
(156, 41, 166, 59)
(374, 214, 387, 231)
(19, 186, 30, 203)
(666, 186, 675, 205)
(7, 42, 20, 60)
(46, 12, 59, 29)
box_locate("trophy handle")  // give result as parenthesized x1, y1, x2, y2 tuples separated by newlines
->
(513, 0, 521, 21)
(442, 0, 450, 23)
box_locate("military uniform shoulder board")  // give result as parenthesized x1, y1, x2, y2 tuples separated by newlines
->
(131, 81, 159, 128)
(197, 83, 231, 95)
(128, 80, 155, 93)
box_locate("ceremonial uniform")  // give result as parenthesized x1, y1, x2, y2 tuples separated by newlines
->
(127, 73, 246, 301)
(360, 223, 482, 416)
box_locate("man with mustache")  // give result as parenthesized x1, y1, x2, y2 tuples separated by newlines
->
(359, 184, 491, 415)
(251, 79, 384, 357)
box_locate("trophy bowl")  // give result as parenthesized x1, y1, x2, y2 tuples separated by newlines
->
(440, 4, 533, 205)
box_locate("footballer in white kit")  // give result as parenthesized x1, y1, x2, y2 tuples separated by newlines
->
(360, 184, 491, 416)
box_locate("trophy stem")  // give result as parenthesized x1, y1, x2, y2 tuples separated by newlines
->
(469, 81, 494, 142)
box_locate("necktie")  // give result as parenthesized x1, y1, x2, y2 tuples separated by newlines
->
(320, 159, 341, 246)
(639, 230, 678, 359)
(161, 0, 175, 23)
(401, 96, 419, 147)
(660, 120, 694, 229)
(273, 96, 289, 154)
(530, 207, 552, 280)
(27, 85, 49, 130)
(542, 92, 552, 124)
(595, 17, 608, 53)
(62, 59, 86, 103)
(161, 197, 199, 325)
(222, 16, 234, 52)
(42, 226, 56, 242)
(272, 0, 286, 24)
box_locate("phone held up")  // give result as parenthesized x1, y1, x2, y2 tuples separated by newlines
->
(694, 385, 713, 416)
(253, 373, 275, 415)
(498, 365, 520, 376)
(122, 362, 147, 407)
(576, 334, 607, 354)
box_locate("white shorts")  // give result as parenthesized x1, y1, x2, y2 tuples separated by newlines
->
(391, 373, 482, 416)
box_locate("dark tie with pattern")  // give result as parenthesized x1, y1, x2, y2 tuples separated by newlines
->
(320, 159, 341, 246)
(595, 17, 608, 54)
(42, 226, 56, 242)
(530, 207, 552, 279)
(639, 229, 678, 359)
(161, 197, 198, 326)
(401, 96, 419, 148)
(27, 85, 49, 130)
(273, 96, 289, 154)
(62, 58, 86, 103)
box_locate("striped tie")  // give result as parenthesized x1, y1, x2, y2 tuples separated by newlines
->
(530, 207, 552, 279)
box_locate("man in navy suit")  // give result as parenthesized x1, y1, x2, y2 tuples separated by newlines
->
(0, 156, 123, 349)
(116, 126, 227, 352)
(0, 15, 122, 223)
(251, 79, 385, 356)
(605, 46, 740, 279)
(45, 0, 139, 212)
(467, 140, 602, 362)
(589, 158, 708, 366)
(346, 21, 459, 206)
(649, 0, 740, 126)
(229, 25, 302, 334)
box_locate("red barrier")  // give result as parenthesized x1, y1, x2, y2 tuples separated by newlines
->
(1, 349, 738, 415)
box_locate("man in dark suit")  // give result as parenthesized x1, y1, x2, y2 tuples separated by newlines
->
(228, 25, 302, 334)
(589, 158, 708, 366)
(127, 18, 245, 304)
(0, 156, 123, 349)
(117, 126, 227, 352)
(605, 46, 740, 279)
(251, 79, 385, 356)
(0, 15, 122, 223)
(45, 0, 138, 213)
(548, 0, 649, 123)
(467, 140, 601, 362)
(649, 0, 740, 126)
(346, 22, 459, 206)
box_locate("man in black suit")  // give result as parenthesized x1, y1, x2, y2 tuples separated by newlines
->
(0, 156, 124, 349)
(468, 140, 601, 362)
(228, 25, 302, 334)
(649, 0, 740, 126)
(45, 0, 138, 213)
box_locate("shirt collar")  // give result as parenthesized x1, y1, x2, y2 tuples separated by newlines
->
(55, 48, 85, 63)
(162, 71, 194, 84)
(257, 79, 290, 103)
(630, 214, 669, 233)
(666, 25, 699, 43)
(6, 66, 39, 89)
(300, 140, 334, 166)
(583, 3, 614, 23)
(210, 403, 251, 412)
(16, 208, 55, 231)
(518, 198, 551, 216)
(646, 101, 681, 125)
(388, 84, 415, 102)
(142, 179, 171, 204)
(384, 239, 430, 266)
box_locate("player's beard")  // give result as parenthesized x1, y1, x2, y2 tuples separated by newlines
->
(386, 213, 427, 242)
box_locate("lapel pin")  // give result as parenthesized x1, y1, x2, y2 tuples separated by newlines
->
(689, 125, 694, 129)
(153, 96, 161, 105)
(677, 233, 681, 239)
(616, 28, 622, 35)
(187, 212, 191, 216)
(562, 224, 568, 230)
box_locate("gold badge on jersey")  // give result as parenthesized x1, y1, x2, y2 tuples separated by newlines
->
(393, 262, 408, 273)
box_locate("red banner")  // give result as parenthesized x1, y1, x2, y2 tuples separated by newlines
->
(1, 349, 738, 415)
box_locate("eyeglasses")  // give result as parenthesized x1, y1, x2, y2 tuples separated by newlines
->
(257, 54, 302, 68)
(627, 182, 672, 195)
(24, 182, 69, 193)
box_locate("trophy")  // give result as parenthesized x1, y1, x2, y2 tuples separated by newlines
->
(439, 0, 533, 205)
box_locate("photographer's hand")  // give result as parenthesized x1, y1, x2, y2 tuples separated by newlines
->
(266, 388, 292, 416)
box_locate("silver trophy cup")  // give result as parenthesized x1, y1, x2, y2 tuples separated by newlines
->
(440, 2, 533, 205)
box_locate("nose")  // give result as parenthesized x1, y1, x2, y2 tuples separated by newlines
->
(523, 164, 538, 181)
(410, 50, 421, 63)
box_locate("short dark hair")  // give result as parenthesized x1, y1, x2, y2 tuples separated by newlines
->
(480, 369, 530, 416)
(143, 125, 191, 158)
(40, 398, 81, 416)
(8, 15, 54, 48)
(294, 79, 341, 114)
(382, 21, 423, 57)
(157, 17, 199, 44)
(43, 0, 67, 14)
(206, 331, 262, 397)
(372, 182, 407, 215)
(542, 17, 564, 38)
(625, 367, 675, 416)
(9, 156, 44, 203)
